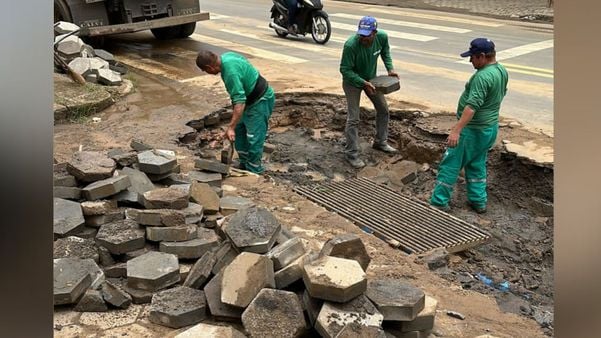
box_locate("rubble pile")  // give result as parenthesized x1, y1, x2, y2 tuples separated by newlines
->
(53, 140, 438, 337)
(53, 21, 127, 86)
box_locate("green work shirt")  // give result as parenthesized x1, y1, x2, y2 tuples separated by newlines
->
(457, 63, 509, 129)
(220, 52, 260, 106)
(340, 31, 394, 88)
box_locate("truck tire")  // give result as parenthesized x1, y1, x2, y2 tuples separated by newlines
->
(151, 26, 182, 40)
(178, 22, 196, 38)
(54, 0, 72, 22)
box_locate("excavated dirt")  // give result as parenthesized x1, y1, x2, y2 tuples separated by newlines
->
(186, 92, 554, 335)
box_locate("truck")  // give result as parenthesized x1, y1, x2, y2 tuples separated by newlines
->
(54, 0, 209, 40)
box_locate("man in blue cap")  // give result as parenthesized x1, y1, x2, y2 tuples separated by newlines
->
(430, 38, 509, 213)
(339, 16, 399, 168)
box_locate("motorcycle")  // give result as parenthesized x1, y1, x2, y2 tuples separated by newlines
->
(269, 0, 331, 44)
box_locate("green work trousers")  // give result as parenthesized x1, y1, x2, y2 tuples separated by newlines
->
(235, 87, 275, 174)
(430, 124, 498, 209)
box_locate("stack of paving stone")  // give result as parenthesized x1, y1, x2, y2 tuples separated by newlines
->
(54, 142, 438, 337)
(54, 21, 127, 86)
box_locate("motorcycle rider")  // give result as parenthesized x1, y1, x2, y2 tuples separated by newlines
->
(287, 0, 299, 33)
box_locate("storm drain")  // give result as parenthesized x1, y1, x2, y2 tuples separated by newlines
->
(294, 177, 491, 254)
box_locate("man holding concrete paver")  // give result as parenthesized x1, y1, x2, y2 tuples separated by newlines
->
(340, 16, 399, 169)
(196, 49, 275, 174)
(430, 38, 509, 213)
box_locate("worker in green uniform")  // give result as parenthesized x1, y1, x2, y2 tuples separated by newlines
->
(430, 38, 509, 213)
(196, 50, 275, 174)
(340, 16, 399, 169)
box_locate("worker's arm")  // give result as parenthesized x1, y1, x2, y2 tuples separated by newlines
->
(340, 43, 367, 89)
(380, 32, 398, 78)
(447, 105, 475, 147)
(225, 103, 245, 141)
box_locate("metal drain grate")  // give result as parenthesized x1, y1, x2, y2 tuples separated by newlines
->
(294, 177, 491, 254)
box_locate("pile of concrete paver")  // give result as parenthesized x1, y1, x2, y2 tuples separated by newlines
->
(54, 21, 126, 86)
(53, 139, 438, 338)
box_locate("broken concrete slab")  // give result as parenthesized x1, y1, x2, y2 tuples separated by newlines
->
(203, 270, 244, 321)
(204, 214, 224, 229)
(95, 219, 145, 254)
(303, 256, 367, 303)
(89, 57, 110, 71)
(174, 323, 246, 338)
(268, 237, 306, 270)
(204, 114, 220, 127)
(212, 241, 238, 275)
(53, 257, 92, 305)
(122, 284, 154, 304)
(180, 202, 204, 224)
(195, 158, 229, 174)
(93, 48, 114, 62)
(142, 187, 189, 210)
(224, 206, 280, 253)
(190, 182, 220, 215)
(275, 252, 317, 290)
(180, 263, 193, 281)
(137, 150, 177, 175)
(67, 151, 116, 183)
(53, 236, 99, 263)
(101, 280, 132, 309)
(388, 160, 419, 186)
(58, 38, 84, 58)
(276, 226, 296, 245)
(120, 167, 155, 195)
(96, 68, 122, 86)
(149, 286, 207, 328)
(189, 170, 222, 188)
(302, 289, 323, 328)
(419, 248, 449, 271)
(146, 165, 181, 182)
(183, 251, 217, 289)
(54, 186, 82, 200)
(54, 21, 80, 35)
(220, 196, 255, 216)
(83, 175, 131, 200)
(79, 258, 105, 290)
(160, 173, 191, 186)
(97, 246, 115, 267)
(74, 289, 108, 312)
(133, 209, 186, 226)
(160, 237, 219, 260)
(108, 149, 138, 167)
(336, 323, 387, 338)
(103, 263, 127, 278)
(390, 295, 437, 333)
(73, 226, 98, 240)
(242, 288, 306, 338)
(54, 198, 85, 238)
(124, 244, 156, 261)
(81, 200, 118, 216)
(315, 295, 384, 338)
(147, 224, 198, 242)
(54, 163, 77, 187)
(85, 209, 125, 228)
(127, 251, 180, 292)
(365, 279, 425, 321)
(320, 233, 371, 272)
(130, 139, 153, 152)
(221, 252, 275, 308)
(82, 43, 95, 57)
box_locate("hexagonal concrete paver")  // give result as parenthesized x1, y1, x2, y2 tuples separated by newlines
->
(315, 295, 384, 338)
(146, 224, 197, 242)
(268, 237, 305, 270)
(302, 256, 367, 303)
(95, 219, 145, 254)
(149, 286, 207, 328)
(53, 258, 92, 305)
(137, 150, 177, 175)
(220, 196, 254, 216)
(242, 288, 306, 338)
(54, 21, 80, 34)
(320, 233, 371, 272)
(365, 279, 425, 321)
(222, 252, 275, 308)
(387, 295, 438, 333)
(67, 151, 116, 183)
(203, 270, 243, 321)
(142, 187, 189, 210)
(53, 236, 99, 262)
(224, 206, 281, 253)
(335, 323, 387, 338)
(54, 198, 85, 238)
(127, 251, 180, 292)
(175, 323, 246, 338)
(82, 175, 131, 201)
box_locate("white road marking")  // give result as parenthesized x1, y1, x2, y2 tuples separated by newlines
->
(330, 21, 437, 41)
(189, 33, 307, 64)
(330, 13, 471, 33)
(364, 7, 504, 27)
(457, 40, 553, 64)
(209, 14, 230, 20)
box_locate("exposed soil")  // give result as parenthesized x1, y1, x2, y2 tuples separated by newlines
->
(186, 92, 554, 335)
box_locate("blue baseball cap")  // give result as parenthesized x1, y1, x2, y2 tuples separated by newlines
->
(460, 38, 495, 57)
(357, 16, 377, 36)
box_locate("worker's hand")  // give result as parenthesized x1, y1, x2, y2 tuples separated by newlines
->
(388, 70, 399, 79)
(224, 126, 235, 142)
(447, 129, 460, 148)
(364, 81, 376, 96)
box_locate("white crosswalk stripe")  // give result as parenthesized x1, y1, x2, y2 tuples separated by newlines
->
(330, 13, 471, 33)
(457, 39, 554, 63)
(330, 21, 437, 42)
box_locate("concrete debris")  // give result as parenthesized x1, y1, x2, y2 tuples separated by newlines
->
(142, 187, 189, 210)
(74, 226, 98, 240)
(123, 284, 154, 304)
(83, 175, 131, 200)
(175, 323, 246, 338)
(114, 167, 155, 204)
(211, 241, 238, 275)
(275, 252, 316, 289)
(81, 200, 118, 216)
(95, 219, 145, 254)
(108, 149, 138, 167)
(268, 237, 306, 270)
(148, 286, 207, 328)
(67, 151, 116, 183)
(204, 270, 244, 321)
(190, 182, 220, 214)
(419, 248, 449, 271)
(109, 62, 128, 75)
(242, 288, 306, 338)
(54, 163, 77, 187)
(96, 68, 122, 86)
(446, 310, 465, 320)
(224, 206, 281, 253)
(180, 202, 204, 224)
(89, 57, 110, 71)
(54, 186, 82, 200)
(160, 236, 219, 259)
(184, 251, 217, 289)
(221, 252, 275, 308)
(93, 49, 114, 63)
(365, 279, 425, 321)
(57, 38, 85, 58)
(320, 233, 371, 272)
(127, 251, 180, 292)
(97, 246, 115, 267)
(336, 323, 387, 338)
(103, 263, 127, 278)
(55, 21, 80, 35)
(53, 236, 99, 263)
(101, 280, 132, 309)
(130, 139, 153, 152)
(53, 257, 92, 305)
(302, 289, 324, 327)
(85, 209, 124, 228)
(387, 160, 419, 186)
(137, 150, 177, 175)
(388, 295, 438, 333)
(132, 208, 186, 226)
(220, 196, 255, 216)
(147, 224, 198, 242)
(315, 295, 384, 338)
(189, 170, 222, 187)
(370, 75, 401, 94)
(54, 198, 85, 238)
(303, 256, 367, 303)
(195, 158, 230, 174)
(74, 289, 108, 312)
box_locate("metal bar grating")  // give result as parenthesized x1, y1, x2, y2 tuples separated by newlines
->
(294, 177, 491, 254)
